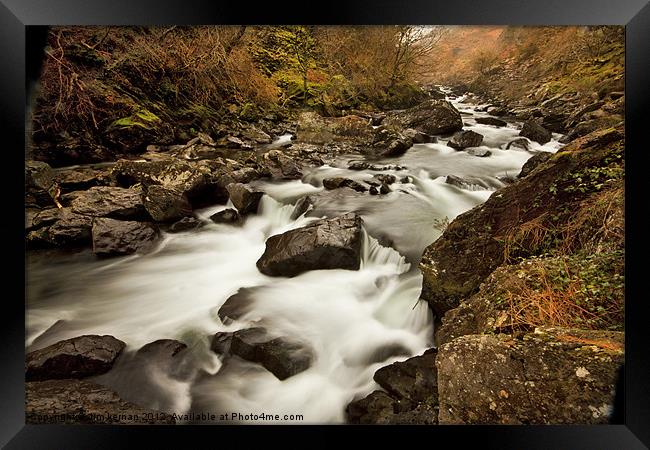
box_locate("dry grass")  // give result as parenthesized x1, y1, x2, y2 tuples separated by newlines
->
(502, 213, 553, 263)
(560, 183, 624, 254)
(502, 257, 623, 332)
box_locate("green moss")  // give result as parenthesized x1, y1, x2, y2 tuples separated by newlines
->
(111, 108, 161, 130)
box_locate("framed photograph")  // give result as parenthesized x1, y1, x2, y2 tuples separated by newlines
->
(2, 0, 649, 447)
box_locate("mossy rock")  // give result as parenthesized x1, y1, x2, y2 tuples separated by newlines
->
(419, 126, 625, 317)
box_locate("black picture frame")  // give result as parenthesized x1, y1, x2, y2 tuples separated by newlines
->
(2, 1, 649, 448)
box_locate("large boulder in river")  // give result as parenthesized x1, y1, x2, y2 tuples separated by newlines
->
(296, 111, 375, 145)
(92, 218, 159, 256)
(226, 183, 264, 214)
(211, 328, 313, 380)
(447, 130, 483, 150)
(111, 158, 237, 207)
(419, 126, 624, 316)
(26, 335, 126, 381)
(383, 100, 463, 135)
(27, 208, 93, 247)
(143, 185, 192, 222)
(436, 329, 624, 424)
(26, 379, 175, 424)
(257, 213, 363, 277)
(261, 150, 303, 179)
(67, 186, 149, 220)
(519, 120, 552, 144)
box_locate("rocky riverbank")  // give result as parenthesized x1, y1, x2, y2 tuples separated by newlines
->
(26, 83, 624, 424)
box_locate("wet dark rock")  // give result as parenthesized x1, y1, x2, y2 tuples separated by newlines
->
(261, 150, 303, 179)
(168, 216, 203, 233)
(27, 208, 93, 247)
(217, 288, 257, 323)
(374, 349, 438, 405)
(322, 177, 367, 192)
(506, 138, 531, 151)
(347, 391, 397, 424)
(519, 152, 553, 178)
(445, 175, 491, 191)
(379, 183, 391, 195)
(54, 167, 110, 192)
(26, 335, 126, 381)
(210, 208, 241, 225)
(436, 330, 624, 424)
(384, 99, 463, 135)
(257, 213, 363, 277)
(466, 148, 492, 157)
(519, 120, 552, 144)
(373, 174, 396, 185)
(403, 128, 437, 143)
(68, 186, 149, 220)
(92, 218, 159, 256)
(476, 117, 507, 127)
(348, 161, 370, 171)
(369, 186, 379, 195)
(346, 349, 439, 424)
(211, 328, 313, 380)
(143, 185, 192, 222)
(400, 176, 413, 184)
(381, 137, 413, 157)
(487, 106, 509, 116)
(136, 339, 187, 360)
(291, 195, 314, 219)
(26, 379, 175, 424)
(226, 183, 264, 214)
(447, 130, 483, 150)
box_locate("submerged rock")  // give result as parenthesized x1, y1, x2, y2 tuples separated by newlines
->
(211, 328, 313, 380)
(519, 120, 552, 144)
(447, 130, 484, 150)
(445, 175, 491, 191)
(436, 330, 623, 424)
(168, 216, 203, 233)
(257, 213, 363, 277)
(26, 379, 175, 424)
(291, 195, 315, 219)
(92, 218, 159, 256)
(465, 148, 492, 157)
(26, 335, 126, 381)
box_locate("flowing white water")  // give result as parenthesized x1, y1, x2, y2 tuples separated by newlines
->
(26, 91, 564, 423)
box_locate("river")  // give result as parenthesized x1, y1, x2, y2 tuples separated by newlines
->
(25, 90, 564, 423)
